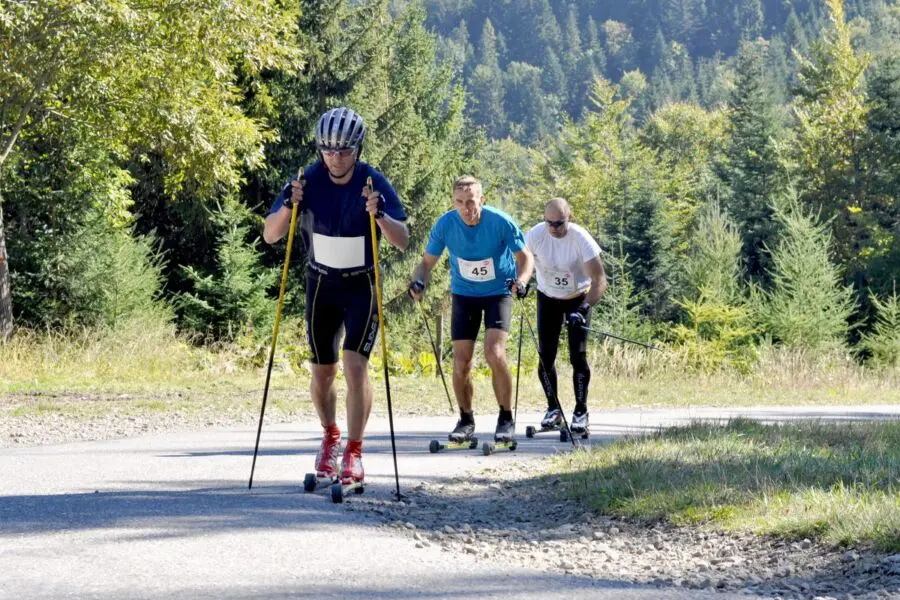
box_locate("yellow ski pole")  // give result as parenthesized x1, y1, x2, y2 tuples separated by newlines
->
(249, 169, 302, 489)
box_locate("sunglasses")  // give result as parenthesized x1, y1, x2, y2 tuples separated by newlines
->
(545, 219, 567, 228)
(320, 147, 356, 157)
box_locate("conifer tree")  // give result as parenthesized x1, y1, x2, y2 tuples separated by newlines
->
(792, 0, 872, 287)
(717, 39, 788, 283)
(757, 190, 856, 351)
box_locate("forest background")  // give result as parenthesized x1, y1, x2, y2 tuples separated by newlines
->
(1, 0, 899, 393)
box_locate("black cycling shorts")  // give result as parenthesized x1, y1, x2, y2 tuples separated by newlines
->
(451, 294, 513, 341)
(305, 271, 378, 364)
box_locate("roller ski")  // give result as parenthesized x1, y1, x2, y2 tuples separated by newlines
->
(304, 425, 342, 493)
(562, 410, 590, 442)
(482, 411, 518, 455)
(331, 441, 365, 504)
(303, 473, 337, 492)
(430, 418, 478, 453)
(525, 408, 571, 442)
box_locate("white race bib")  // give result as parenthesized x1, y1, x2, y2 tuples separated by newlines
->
(458, 257, 496, 282)
(312, 233, 365, 269)
(544, 267, 576, 295)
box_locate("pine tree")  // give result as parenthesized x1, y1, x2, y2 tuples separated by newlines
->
(757, 190, 856, 351)
(477, 19, 500, 70)
(569, 53, 601, 118)
(542, 49, 568, 104)
(862, 56, 900, 296)
(505, 61, 558, 145)
(735, 0, 764, 42)
(469, 64, 507, 139)
(784, 7, 809, 53)
(585, 17, 606, 71)
(562, 4, 583, 75)
(792, 0, 872, 288)
(681, 200, 743, 304)
(717, 39, 788, 283)
(859, 288, 900, 368)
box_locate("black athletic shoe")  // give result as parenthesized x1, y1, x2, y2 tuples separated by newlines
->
(448, 419, 475, 442)
(494, 412, 515, 442)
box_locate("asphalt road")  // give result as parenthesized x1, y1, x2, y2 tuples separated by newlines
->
(3, 405, 898, 599)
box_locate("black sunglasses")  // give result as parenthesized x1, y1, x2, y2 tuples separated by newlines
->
(545, 219, 567, 228)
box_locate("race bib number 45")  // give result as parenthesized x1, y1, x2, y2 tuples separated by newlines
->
(458, 257, 496, 282)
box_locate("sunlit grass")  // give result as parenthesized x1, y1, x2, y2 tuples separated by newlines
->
(552, 419, 900, 550)
(2, 322, 898, 421)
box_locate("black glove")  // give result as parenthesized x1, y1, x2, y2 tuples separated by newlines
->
(566, 302, 591, 328)
(408, 279, 425, 300)
(506, 278, 529, 299)
(283, 173, 305, 208)
(373, 194, 386, 219)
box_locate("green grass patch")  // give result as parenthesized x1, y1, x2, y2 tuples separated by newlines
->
(552, 418, 900, 550)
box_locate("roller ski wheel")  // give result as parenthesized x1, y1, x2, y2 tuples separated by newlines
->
(429, 437, 478, 453)
(568, 426, 590, 441)
(526, 424, 565, 439)
(560, 428, 590, 444)
(303, 472, 336, 493)
(331, 479, 365, 503)
(482, 439, 517, 455)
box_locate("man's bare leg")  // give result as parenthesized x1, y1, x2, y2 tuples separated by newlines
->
(484, 328, 512, 410)
(310, 363, 339, 427)
(343, 350, 372, 440)
(452, 340, 476, 413)
(341, 350, 371, 483)
(310, 362, 340, 477)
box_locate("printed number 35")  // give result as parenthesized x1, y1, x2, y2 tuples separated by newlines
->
(554, 276, 569, 286)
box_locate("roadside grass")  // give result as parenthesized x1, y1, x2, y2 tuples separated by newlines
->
(2, 322, 898, 420)
(551, 418, 900, 551)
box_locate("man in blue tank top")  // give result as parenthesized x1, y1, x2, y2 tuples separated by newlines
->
(264, 107, 408, 487)
(409, 176, 533, 443)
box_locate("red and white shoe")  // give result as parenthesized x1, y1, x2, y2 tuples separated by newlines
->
(315, 424, 341, 479)
(340, 440, 364, 485)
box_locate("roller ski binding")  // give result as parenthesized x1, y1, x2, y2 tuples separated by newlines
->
(430, 418, 478, 453)
(561, 410, 590, 442)
(331, 442, 365, 503)
(525, 407, 569, 442)
(303, 426, 341, 492)
(482, 411, 517, 455)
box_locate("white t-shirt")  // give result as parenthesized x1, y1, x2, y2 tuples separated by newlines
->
(525, 222, 602, 299)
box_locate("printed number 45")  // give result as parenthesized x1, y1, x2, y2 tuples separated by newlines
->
(472, 266, 489, 276)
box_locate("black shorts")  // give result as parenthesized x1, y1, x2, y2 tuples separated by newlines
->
(451, 294, 513, 341)
(305, 272, 378, 364)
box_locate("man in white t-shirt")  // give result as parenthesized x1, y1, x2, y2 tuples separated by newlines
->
(525, 198, 607, 434)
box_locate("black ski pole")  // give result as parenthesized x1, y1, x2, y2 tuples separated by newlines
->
(249, 170, 302, 489)
(581, 326, 659, 351)
(415, 297, 455, 413)
(513, 300, 524, 429)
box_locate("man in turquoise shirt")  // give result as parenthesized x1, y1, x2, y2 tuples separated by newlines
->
(409, 176, 534, 442)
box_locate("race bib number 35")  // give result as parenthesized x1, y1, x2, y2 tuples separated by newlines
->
(545, 267, 576, 294)
(458, 257, 496, 282)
